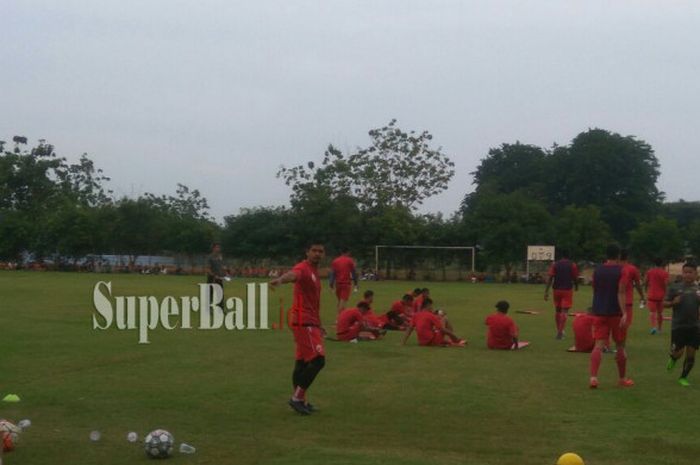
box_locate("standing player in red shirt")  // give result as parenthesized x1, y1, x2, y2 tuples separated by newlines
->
(620, 249, 646, 327)
(589, 244, 632, 389)
(270, 242, 326, 415)
(485, 301, 520, 350)
(544, 250, 579, 340)
(329, 247, 358, 315)
(645, 258, 670, 335)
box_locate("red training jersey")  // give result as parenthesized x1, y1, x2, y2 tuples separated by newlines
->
(548, 259, 579, 290)
(572, 314, 594, 351)
(646, 267, 669, 302)
(485, 312, 518, 349)
(390, 300, 408, 315)
(337, 307, 363, 335)
(331, 255, 356, 284)
(291, 260, 321, 326)
(413, 295, 425, 313)
(413, 311, 443, 346)
(623, 263, 641, 306)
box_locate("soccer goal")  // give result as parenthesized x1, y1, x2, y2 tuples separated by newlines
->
(374, 245, 476, 281)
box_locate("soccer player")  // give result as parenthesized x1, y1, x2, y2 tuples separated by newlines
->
(336, 301, 384, 341)
(645, 258, 670, 334)
(664, 262, 700, 387)
(485, 301, 520, 350)
(402, 298, 465, 347)
(412, 288, 430, 314)
(359, 290, 386, 328)
(206, 243, 226, 308)
(620, 249, 646, 326)
(568, 313, 595, 353)
(588, 244, 633, 389)
(329, 247, 358, 315)
(270, 241, 326, 415)
(544, 250, 579, 339)
(384, 294, 413, 329)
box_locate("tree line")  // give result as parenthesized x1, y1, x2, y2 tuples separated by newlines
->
(1, 123, 699, 273)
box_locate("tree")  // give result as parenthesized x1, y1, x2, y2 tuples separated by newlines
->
(278, 119, 454, 210)
(467, 192, 553, 274)
(553, 206, 612, 262)
(629, 217, 683, 264)
(686, 220, 700, 261)
(662, 200, 700, 231)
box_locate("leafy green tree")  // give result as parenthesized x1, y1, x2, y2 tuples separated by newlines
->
(278, 119, 454, 210)
(553, 205, 612, 262)
(685, 220, 700, 261)
(629, 217, 683, 264)
(662, 200, 700, 230)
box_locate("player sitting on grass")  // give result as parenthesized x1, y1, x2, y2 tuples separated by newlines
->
(382, 294, 413, 329)
(402, 298, 466, 347)
(412, 288, 430, 314)
(485, 301, 524, 350)
(567, 312, 595, 353)
(336, 301, 385, 342)
(664, 262, 700, 387)
(359, 290, 387, 328)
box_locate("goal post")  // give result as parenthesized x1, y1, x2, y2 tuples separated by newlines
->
(374, 245, 476, 281)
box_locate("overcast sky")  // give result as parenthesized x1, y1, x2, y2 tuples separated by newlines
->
(2, 1, 699, 220)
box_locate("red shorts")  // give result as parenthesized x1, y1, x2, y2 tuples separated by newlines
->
(418, 330, 446, 346)
(553, 289, 573, 309)
(337, 323, 361, 341)
(335, 283, 352, 301)
(648, 300, 664, 312)
(293, 326, 326, 361)
(593, 316, 627, 344)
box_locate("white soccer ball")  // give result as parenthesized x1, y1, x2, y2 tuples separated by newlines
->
(144, 429, 174, 459)
(0, 419, 21, 452)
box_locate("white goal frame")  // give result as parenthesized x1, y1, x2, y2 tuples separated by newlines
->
(374, 245, 476, 276)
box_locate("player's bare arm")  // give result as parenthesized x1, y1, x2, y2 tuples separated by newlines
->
(270, 270, 298, 288)
(544, 276, 554, 301)
(402, 326, 414, 345)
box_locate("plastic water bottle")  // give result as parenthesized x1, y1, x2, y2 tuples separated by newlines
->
(89, 430, 101, 442)
(179, 443, 196, 454)
(18, 419, 31, 430)
(127, 432, 138, 442)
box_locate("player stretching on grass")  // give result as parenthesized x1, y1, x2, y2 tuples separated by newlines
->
(329, 247, 357, 315)
(645, 258, 669, 334)
(544, 250, 579, 339)
(664, 262, 700, 387)
(270, 242, 326, 415)
(402, 298, 466, 347)
(589, 244, 633, 389)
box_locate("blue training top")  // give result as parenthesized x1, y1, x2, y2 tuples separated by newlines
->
(592, 263, 623, 316)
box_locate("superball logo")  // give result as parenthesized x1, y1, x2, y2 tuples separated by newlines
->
(92, 281, 270, 344)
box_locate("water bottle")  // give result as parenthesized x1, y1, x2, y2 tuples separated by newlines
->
(179, 443, 196, 454)
(18, 419, 31, 430)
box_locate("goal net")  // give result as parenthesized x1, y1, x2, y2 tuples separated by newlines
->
(374, 245, 476, 282)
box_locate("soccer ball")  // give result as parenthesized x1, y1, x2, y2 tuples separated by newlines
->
(144, 429, 174, 459)
(557, 452, 584, 465)
(0, 419, 21, 452)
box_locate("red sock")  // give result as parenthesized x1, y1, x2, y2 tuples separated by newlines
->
(649, 310, 656, 328)
(590, 347, 602, 377)
(560, 312, 568, 332)
(293, 386, 306, 401)
(616, 349, 627, 378)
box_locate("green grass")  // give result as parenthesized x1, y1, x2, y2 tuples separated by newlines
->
(1, 271, 699, 465)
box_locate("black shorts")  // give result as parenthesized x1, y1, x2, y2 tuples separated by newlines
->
(671, 327, 700, 351)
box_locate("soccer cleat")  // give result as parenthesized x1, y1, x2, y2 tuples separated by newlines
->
(305, 402, 318, 412)
(618, 378, 635, 388)
(556, 332, 564, 340)
(667, 357, 677, 372)
(650, 328, 657, 335)
(678, 378, 691, 387)
(589, 377, 599, 389)
(288, 398, 311, 415)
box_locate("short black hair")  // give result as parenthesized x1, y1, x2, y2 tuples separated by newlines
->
(606, 244, 621, 260)
(653, 257, 663, 267)
(357, 301, 370, 310)
(305, 241, 325, 251)
(363, 290, 374, 298)
(402, 294, 414, 302)
(683, 261, 698, 271)
(421, 288, 430, 293)
(495, 300, 510, 313)
(340, 246, 349, 254)
(620, 248, 629, 261)
(413, 288, 422, 295)
(421, 297, 433, 309)
(559, 249, 570, 259)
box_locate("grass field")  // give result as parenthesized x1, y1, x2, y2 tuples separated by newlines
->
(1, 271, 700, 465)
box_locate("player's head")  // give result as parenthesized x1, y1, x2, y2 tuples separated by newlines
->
(413, 288, 422, 296)
(605, 244, 621, 261)
(421, 297, 433, 311)
(653, 257, 663, 267)
(401, 294, 414, 304)
(211, 242, 221, 253)
(620, 248, 629, 262)
(340, 246, 350, 255)
(421, 288, 430, 296)
(357, 301, 370, 313)
(682, 262, 697, 283)
(363, 290, 374, 303)
(495, 300, 510, 314)
(305, 241, 325, 264)
(559, 249, 570, 260)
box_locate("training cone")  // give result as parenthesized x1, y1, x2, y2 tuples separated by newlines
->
(557, 452, 584, 465)
(1, 394, 20, 403)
